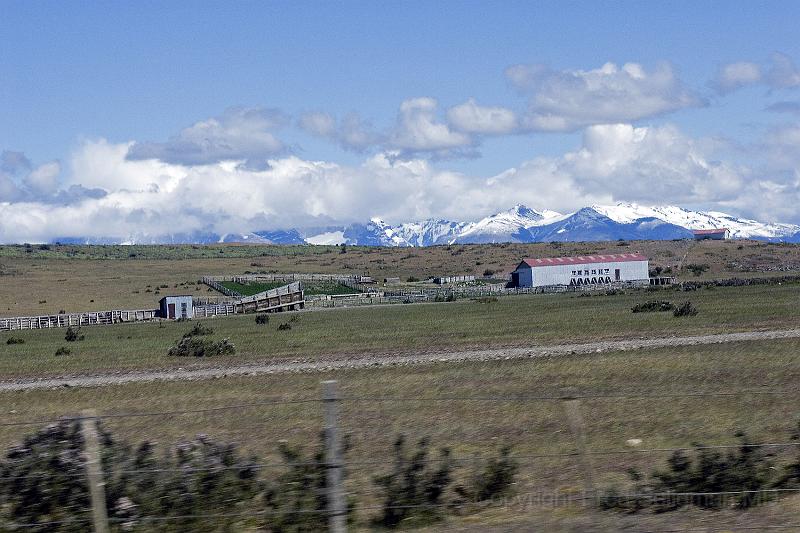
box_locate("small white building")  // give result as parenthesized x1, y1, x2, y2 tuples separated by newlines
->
(159, 295, 194, 320)
(511, 253, 650, 288)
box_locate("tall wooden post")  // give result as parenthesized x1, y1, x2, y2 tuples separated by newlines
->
(561, 390, 596, 504)
(322, 381, 346, 533)
(81, 410, 110, 533)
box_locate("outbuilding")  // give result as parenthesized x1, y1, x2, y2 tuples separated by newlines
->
(159, 295, 194, 320)
(693, 228, 729, 240)
(511, 253, 649, 288)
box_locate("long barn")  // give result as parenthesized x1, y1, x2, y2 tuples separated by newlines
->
(511, 253, 649, 288)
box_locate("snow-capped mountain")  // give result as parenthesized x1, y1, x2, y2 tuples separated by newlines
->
(453, 205, 565, 244)
(48, 203, 800, 246)
(591, 203, 800, 240)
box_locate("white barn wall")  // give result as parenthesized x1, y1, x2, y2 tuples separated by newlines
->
(529, 260, 648, 287)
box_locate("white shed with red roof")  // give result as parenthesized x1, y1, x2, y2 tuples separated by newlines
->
(511, 253, 649, 288)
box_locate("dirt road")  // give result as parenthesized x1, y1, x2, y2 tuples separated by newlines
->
(2, 328, 799, 392)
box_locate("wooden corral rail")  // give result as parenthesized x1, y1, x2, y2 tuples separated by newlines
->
(234, 281, 305, 313)
(0, 309, 159, 332)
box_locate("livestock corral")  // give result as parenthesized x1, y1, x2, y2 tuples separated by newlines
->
(2, 240, 800, 532)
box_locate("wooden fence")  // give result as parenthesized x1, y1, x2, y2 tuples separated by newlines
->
(0, 309, 159, 332)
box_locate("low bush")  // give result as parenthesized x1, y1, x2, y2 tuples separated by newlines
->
(255, 314, 269, 325)
(168, 337, 235, 357)
(631, 300, 674, 313)
(182, 322, 213, 337)
(407, 276, 420, 282)
(64, 326, 85, 342)
(5, 337, 25, 345)
(455, 446, 518, 503)
(277, 323, 292, 331)
(472, 297, 498, 304)
(372, 436, 455, 528)
(673, 301, 699, 317)
(482, 269, 495, 277)
(685, 263, 710, 276)
(54, 346, 71, 356)
(600, 431, 776, 513)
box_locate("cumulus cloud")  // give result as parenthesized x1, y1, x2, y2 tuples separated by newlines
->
(3, 117, 800, 243)
(1, 151, 32, 174)
(446, 99, 518, 134)
(504, 62, 703, 131)
(389, 97, 473, 155)
(298, 111, 382, 151)
(712, 62, 762, 93)
(713, 53, 800, 93)
(127, 106, 288, 166)
(0, 155, 63, 202)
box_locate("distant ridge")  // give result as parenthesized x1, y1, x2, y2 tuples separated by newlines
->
(51, 203, 800, 246)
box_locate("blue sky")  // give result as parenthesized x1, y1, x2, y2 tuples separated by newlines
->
(2, 1, 800, 241)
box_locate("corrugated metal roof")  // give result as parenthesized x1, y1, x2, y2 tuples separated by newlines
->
(521, 253, 648, 267)
(692, 228, 728, 235)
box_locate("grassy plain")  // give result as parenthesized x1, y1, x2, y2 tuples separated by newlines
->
(2, 338, 800, 530)
(1, 239, 799, 316)
(1, 282, 798, 377)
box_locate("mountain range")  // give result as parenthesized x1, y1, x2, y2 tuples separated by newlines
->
(53, 203, 800, 246)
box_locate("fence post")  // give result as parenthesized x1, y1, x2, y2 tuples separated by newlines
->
(322, 380, 347, 533)
(561, 389, 596, 506)
(81, 409, 110, 533)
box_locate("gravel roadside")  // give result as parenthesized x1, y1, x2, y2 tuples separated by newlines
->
(2, 328, 799, 392)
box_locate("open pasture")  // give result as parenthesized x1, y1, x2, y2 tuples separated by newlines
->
(1, 240, 800, 316)
(3, 338, 800, 531)
(1, 282, 798, 378)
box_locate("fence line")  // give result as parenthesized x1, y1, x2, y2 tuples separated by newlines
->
(6, 381, 800, 531)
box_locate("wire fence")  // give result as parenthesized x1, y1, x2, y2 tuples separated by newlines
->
(3, 385, 800, 531)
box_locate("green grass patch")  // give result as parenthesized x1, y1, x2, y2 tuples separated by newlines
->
(219, 280, 286, 295)
(0, 283, 798, 378)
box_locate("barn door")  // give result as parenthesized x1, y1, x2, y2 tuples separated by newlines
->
(615, 269, 621, 281)
(168, 303, 176, 319)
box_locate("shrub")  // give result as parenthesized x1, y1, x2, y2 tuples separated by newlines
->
(407, 276, 420, 282)
(5, 337, 25, 345)
(264, 433, 354, 531)
(54, 346, 71, 356)
(685, 263, 710, 276)
(601, 432, 777, 513)
(277, 323, 292, 331)
(482, 269, 495, 277)
(182, 323, 214, 338)
(472, 296, 498, 304)
(673, 301, 698, 317)
(64, 326, 85, 342)
(0, 419, 261, 531)
(455, 446, 518, 503)
(168, 337, 235, 357)
(372, 436, 455, 528)
(255, 314, 269, 325)
(631, 300, 674, 313)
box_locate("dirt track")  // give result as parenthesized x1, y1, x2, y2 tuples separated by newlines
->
(2, 328, 799, 392)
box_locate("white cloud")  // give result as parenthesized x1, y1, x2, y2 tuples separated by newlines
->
(298, 111, 382, 151)
(3, 118, 800, 243)
(446, 99, 518, 134)
(712, 62, 762, 93)
(126, 106, 288, 165)
(505, 61, 703, 131)
(23, 161, 61, 195)
(389, 97, 472, 154)
(713, 53, 800, 93)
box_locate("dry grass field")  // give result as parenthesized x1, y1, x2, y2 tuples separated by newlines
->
(2, 338, 800, 531)
(1, 239, 799, 317)
(1, 282, 798, 377)
(2, 241, 800, 530)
